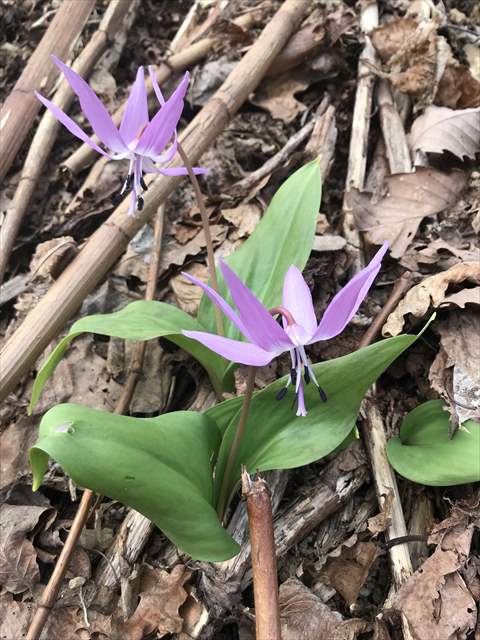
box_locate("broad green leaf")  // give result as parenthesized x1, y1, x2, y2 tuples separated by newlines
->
(30, 404, 239, 561)
(387, 400, 480, 486)
(213, 334, 416, 506)
(198, 160, 322, 339)
(29, 301, 229, 412)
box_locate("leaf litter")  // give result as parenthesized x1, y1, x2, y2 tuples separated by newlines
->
(1, 0, 480, 638)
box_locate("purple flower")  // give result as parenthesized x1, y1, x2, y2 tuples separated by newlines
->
(182, 243, 388, 416)
(36, 57, 206, 215)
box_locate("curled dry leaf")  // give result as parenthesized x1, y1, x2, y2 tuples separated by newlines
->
(252, 73, 310, 123)
(114, 565, 191, 640)
(222, 202, 261, 240)
(170, 263, 209, 315)
(351, 167, 467, 258)
(279, 578, 370, 639)
(383, 262, 480, 336)
(0, 503, 56, 594)
(320, 534, 380, 607)
(392, 519, 477, 640)
(409, 106, 480, 161)
(435, 63, 480, 109)
(29, 236, 78, 281)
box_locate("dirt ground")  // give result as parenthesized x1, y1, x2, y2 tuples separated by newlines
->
(0, 0, 479, 638)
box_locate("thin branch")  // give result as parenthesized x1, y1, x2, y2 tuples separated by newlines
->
(176, 141, 224, 336)
(242, 470, 282, 640)
(217, 366, 256, 521)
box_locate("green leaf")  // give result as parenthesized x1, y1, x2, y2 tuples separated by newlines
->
(212, 334, 416, 506)
(387, 400, 480, 486)
(198, 160, 322, 339)
(30, 404, 239, 561)
(29, 301, 228, 412)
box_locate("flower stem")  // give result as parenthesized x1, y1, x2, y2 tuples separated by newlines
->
(176, 141, 224, 336)
(217, 366, 256, 522)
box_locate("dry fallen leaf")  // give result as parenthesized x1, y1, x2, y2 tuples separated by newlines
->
(252, 72, 310, 123)
(320, 535, 380, 607)
(392, 518, 477, 640)
(279, 578, 370, 639)
(351, 168, 468, 258)
(383, 262, 480, 336)
(368, 490, 394, 537)
(429, 311, 480, 426)
(114, 565, 191, 639)
(29, 236, 78, 280)
(222, 202, 261, 240)
(0, 503, 56, 594)
(161, 224, 227, 271)
(409, 106, 480, 160)
(170, 262, 209, 315)
(435, 63, 480, 109)
(0, 416, 38, 494)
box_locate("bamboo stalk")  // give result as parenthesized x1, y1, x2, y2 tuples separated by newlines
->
(0, 0, 312, 404)
(0, 0, 135, 284)
(0, 0, 96, 183)
(62, 9, 260, 175)
(25, 203, 165, 640)
(242, 470, 282, 640)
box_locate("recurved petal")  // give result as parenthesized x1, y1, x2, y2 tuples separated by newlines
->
(181, 271, 250, 339)
(310, 242, 389, 342)
(148, 65, 166, 106)
(282, 265, 317, 338)
(220, 262, 293, 353)
(119, 66, 149, 145)
(183, 331, 275, 366)
(51, 56, 126, 153)
(35, 92, 111, 157)
(136, 72, 189, 158)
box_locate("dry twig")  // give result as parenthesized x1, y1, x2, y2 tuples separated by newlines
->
(242, 471, 282, 640)
(0, 0, 96, 182)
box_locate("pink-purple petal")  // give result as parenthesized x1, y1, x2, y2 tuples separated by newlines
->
(148, 65, 166, 106)
(181, 272, 250, 339)
(183, 331, 275, 366)
(51, 56, 126, 153)
(282, 265, 317, 338)
(136, 72, 189, 158)
(220, 262, 293, 353)
(35, 92, 111, 158)
(119, 66, 149, 145)
(310, 242, 389, 342)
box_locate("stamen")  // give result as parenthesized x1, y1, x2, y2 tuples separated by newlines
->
(318, 387, 327, 402)
(140, 177, 148, 191)
(137, 196, 144, 211)
(111, 192, 123, 206)
(290, 368, 297, 385)
(276, 387, 288, 401)
(304, 368, 310, 384)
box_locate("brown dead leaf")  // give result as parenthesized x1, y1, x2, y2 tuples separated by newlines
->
(0, 503, 56, 593)
(170, 263, 209, 315)
(252, 73, 310, 123)
(222, 202, 261, 240)
(0, 592, 34, 639)
(114, 565, 191, 640)
(161, 224, 227, 271)
(351, 168, 468, 258)
(392, 520, 477, 640)
(383, 262, 480, 336)
(0, 416, 38, 494)
(409, 106, 480, 160)
(435, 63, 480, 109)
(368, 490, 395, 537)
(279, 579, 370, 639)
(320, 535, 380, 607)
(269, 24, 325, 76)
(430, 311, 480, 426)
(402, 238, 479, 271)
(29, 236, 78, 280)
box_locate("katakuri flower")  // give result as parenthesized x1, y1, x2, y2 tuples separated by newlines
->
(36, 56, 206, 215)
(182, 243, 388, 416)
